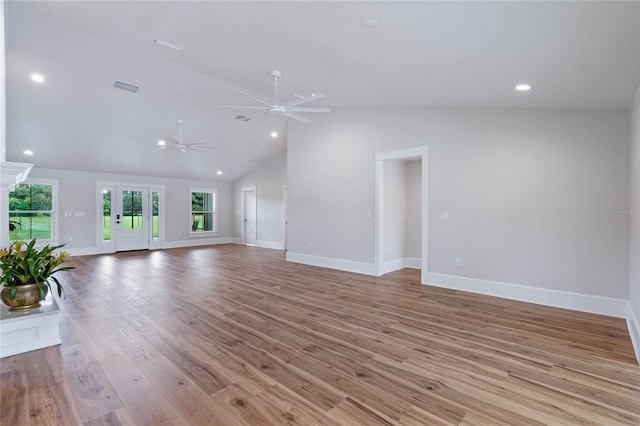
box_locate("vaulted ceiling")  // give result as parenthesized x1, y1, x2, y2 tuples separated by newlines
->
(5, 1, 640, 181)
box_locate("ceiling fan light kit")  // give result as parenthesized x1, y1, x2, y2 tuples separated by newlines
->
(220, 70, 330, 123)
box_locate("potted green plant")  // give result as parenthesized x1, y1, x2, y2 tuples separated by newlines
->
(0, 239, 75, 310)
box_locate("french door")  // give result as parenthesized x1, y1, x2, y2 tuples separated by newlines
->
(114, 186, 149, 251)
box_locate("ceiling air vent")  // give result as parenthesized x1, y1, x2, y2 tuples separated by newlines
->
(251, 153, 271, 164)
(235, 114, 251, 122)
(114, 80, 139, 93)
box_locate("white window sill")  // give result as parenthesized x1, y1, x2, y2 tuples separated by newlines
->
(11, 239, 59, 245)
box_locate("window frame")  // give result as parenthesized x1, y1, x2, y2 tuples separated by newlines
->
(189, 187, 217, 236)
(8, 178, 59, 245)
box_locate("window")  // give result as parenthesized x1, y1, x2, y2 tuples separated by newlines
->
(152, 191, 160, 239)
(102, 189, 111, 241)
(190, 188, 216, 234)
(121, 190, 144, 230)
(9, 181, 57, 241)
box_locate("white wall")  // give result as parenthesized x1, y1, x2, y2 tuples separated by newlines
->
(405, 160, 422, 260)
(231, 150, 286, 249)
(26, 167, 232, 252)
(288, 109, 630, 300)
(383, 160, 407, 262)
(629, 80, 640, 359)
(1, 0, 6, 162)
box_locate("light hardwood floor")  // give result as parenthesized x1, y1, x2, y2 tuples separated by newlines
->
(1, 244, 639, 425)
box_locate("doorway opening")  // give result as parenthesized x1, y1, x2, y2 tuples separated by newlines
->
(283, 185, 288, 251)
(97, 182, 164, 253)
(241, 186, 257, 246)
(375, 146, 428, 283)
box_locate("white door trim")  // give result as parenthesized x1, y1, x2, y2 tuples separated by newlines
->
(241, 186, 257, 245)
(283, 185, 288, 251)
(96, 181, 165, 253)
(374, 145, 428, 282)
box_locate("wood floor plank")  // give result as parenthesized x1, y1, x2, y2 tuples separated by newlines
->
(23, 347, 84, 425)
(59, 343, 124, 423)
(82, 408, 135, 426)
(99, 354, 188, 426)
(138, 355, 228, 425)
(27, 383, 83, 426)
(2, 244, 638, 425)
(250, 384, 345, 426)
(0, 361, 30, 426)
(326, 396, 398, 426)
(209, 383, 273, 425)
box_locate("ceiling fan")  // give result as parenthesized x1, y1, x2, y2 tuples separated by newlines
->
(160, 120, 216, 152)
(221, 70, 330, 123)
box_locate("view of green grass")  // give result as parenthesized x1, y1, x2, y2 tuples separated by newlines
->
(102, 216, 159, 241)
(10, 215, 159, 242)
(9, 214, 52, 240)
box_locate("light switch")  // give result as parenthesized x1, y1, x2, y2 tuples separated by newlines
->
(440, 212, 449, 221)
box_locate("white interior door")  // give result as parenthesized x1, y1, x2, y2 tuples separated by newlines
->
(243, 189, 257, 246)
(115, 186, 149, 251)
(283, 185, 288, 251)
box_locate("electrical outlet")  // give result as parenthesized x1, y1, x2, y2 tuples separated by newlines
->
(440, 212, 449, 221)
(455, 258, 462, 267)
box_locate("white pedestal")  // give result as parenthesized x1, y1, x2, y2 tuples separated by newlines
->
(0, 294, 61, 358)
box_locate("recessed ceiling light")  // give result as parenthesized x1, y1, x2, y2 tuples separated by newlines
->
(157, 140, 166, 146)
(217, 170, 223, 175)
(24, 150, 33, 156)
(363, 19, 380, 29)
(271, 131, 278, 138)
(515, 84, 531, 91)
(31, 74, 44, 83)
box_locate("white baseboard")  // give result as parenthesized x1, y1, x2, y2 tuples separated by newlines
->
(286, 252, 376, 276)
(66, 247, 99, 257)
(381, 258, 406, 274)
(425, 272, 628, 319)
(163, 237, 233, 249)
(627, 303, 640, 364)
(404, 257, 422, 269)
(229, 238, 284, 250)
(67, 238, 234, 256)
(381, 257, 422, 274)
(256, 240, 285, 250)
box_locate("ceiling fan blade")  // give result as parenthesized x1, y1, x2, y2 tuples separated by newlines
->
(185, 141, 207, 145)
(283, 111, 311, 123)
(220, 105, 271, 110)
(243, 110, 270, 121)
(282, 92, 324, 108)
(234, 89, 273, 107)
(187, 146, 211, 152)
(173, 136, 179, 142)
(187, 145, 217, 149)
(286, 107, 331, 113)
